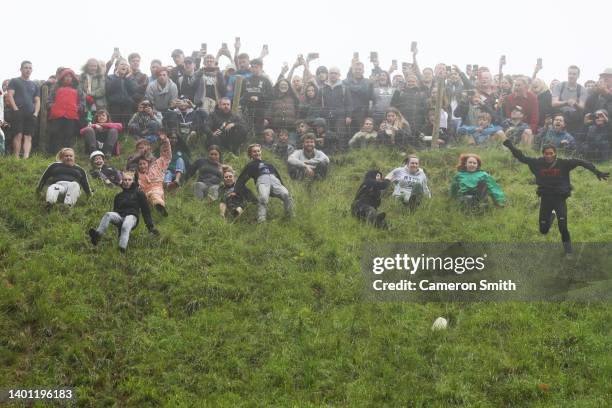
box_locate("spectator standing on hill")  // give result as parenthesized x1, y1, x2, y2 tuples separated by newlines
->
(47, 68, 84, 154)
(7, 61, 40, 159)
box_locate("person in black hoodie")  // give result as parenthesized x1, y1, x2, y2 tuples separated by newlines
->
(234, 144, 294, 223)
(208, 97, 248, 153)
(503, 138, 609, 254)
(187, 145, 224, 200)
(351, 170, 390, 229)
(88, 171, 159, 252)
(240, 58, 273, 137)
(37, 148, 93, 209)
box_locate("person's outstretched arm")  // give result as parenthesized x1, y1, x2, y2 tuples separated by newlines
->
(502, 139, 537, 165)
(567, 159, 609, 180)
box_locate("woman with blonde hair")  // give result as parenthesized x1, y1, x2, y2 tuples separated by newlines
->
(531, 77, 552, 127)
(377, 107, 412, 146)
(36, 148, 93, 209)
(80, 57, 107, 114)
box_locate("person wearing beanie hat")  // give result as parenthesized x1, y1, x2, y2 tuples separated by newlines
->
(315, 66, 328, 88)
(579, 109, 612, 161)
(88, 171, 159, 253)
(47, 68, 85, 154)
(89, 150, 122, 187)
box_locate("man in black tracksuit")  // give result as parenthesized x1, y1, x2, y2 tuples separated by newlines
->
(240, 59, 273, 137)
(89, 172, 159, 252)
(351, 170, 391, 229)
(503, 139, 609, 254)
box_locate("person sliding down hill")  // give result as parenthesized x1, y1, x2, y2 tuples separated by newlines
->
(88, 171, 159, 253)
(450, 153, 506, 212)
(351, 170, 391, 229)
(234, 144, 294, 223)
(37, 147, 93, 209)
(137, 131, 171, 216)
(503, 138, 609, 254)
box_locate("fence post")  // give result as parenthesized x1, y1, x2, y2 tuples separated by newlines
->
(39, 84, 49, 153)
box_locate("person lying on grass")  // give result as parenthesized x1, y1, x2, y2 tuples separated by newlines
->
(89, 171, 159, 253)
(450, 153, 506, 211)
(234, 144, 294, 223)
(37, 147, 92, 210)
(137, 131, 171, 216)
(351, 170, 391, 229)
(503, 138, 608, 254)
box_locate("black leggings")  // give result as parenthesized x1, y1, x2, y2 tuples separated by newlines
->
(539, 195, 570, 242)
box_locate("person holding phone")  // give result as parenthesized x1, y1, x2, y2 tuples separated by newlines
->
(344, 61, 374, 140)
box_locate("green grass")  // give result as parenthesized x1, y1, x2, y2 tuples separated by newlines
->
(0, 140, 611, 407)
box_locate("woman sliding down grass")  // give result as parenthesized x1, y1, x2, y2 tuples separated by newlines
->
(503, 138, 608, 254)
(385, 155, 431, 211)
(450, 153, 506, 212)
(36, 147, 93, 210)
(352, 170, 390, 229)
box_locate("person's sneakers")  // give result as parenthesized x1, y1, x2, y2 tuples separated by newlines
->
(155, 204, 168, 217)
(119, 246, 127, 254)
(563, 241, 573, 255)
(88, 228, 101, 246)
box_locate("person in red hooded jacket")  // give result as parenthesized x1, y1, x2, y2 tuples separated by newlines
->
(47, 68, 85, 154)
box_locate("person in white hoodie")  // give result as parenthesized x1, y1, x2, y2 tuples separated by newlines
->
(385, 155, 431, 210)
(287, 133, 330, 180)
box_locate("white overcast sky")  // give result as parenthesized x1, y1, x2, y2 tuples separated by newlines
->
(2, 0, 609, 86)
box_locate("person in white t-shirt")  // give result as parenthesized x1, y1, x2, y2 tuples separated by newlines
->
(385, 155, 431, 210)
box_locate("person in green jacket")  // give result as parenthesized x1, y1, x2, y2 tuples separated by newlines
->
(450, 153, 506, 210)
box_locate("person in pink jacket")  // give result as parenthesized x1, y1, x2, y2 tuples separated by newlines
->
(80, 109, 122, 155)
(137, 132, 171, 216)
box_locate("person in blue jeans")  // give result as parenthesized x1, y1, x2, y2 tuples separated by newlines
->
(457, 112, 504, 145)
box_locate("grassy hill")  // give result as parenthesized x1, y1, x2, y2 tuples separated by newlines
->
(0, 142, 611, 407)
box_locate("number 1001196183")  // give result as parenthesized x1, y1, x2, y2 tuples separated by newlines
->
(1, 388, 74, 401)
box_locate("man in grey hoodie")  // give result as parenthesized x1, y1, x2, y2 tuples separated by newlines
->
(145, 68, 178, 121)
(287, 133, 330, 180)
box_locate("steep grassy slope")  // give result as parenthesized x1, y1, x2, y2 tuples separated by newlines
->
(0, 144, 610, 407)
